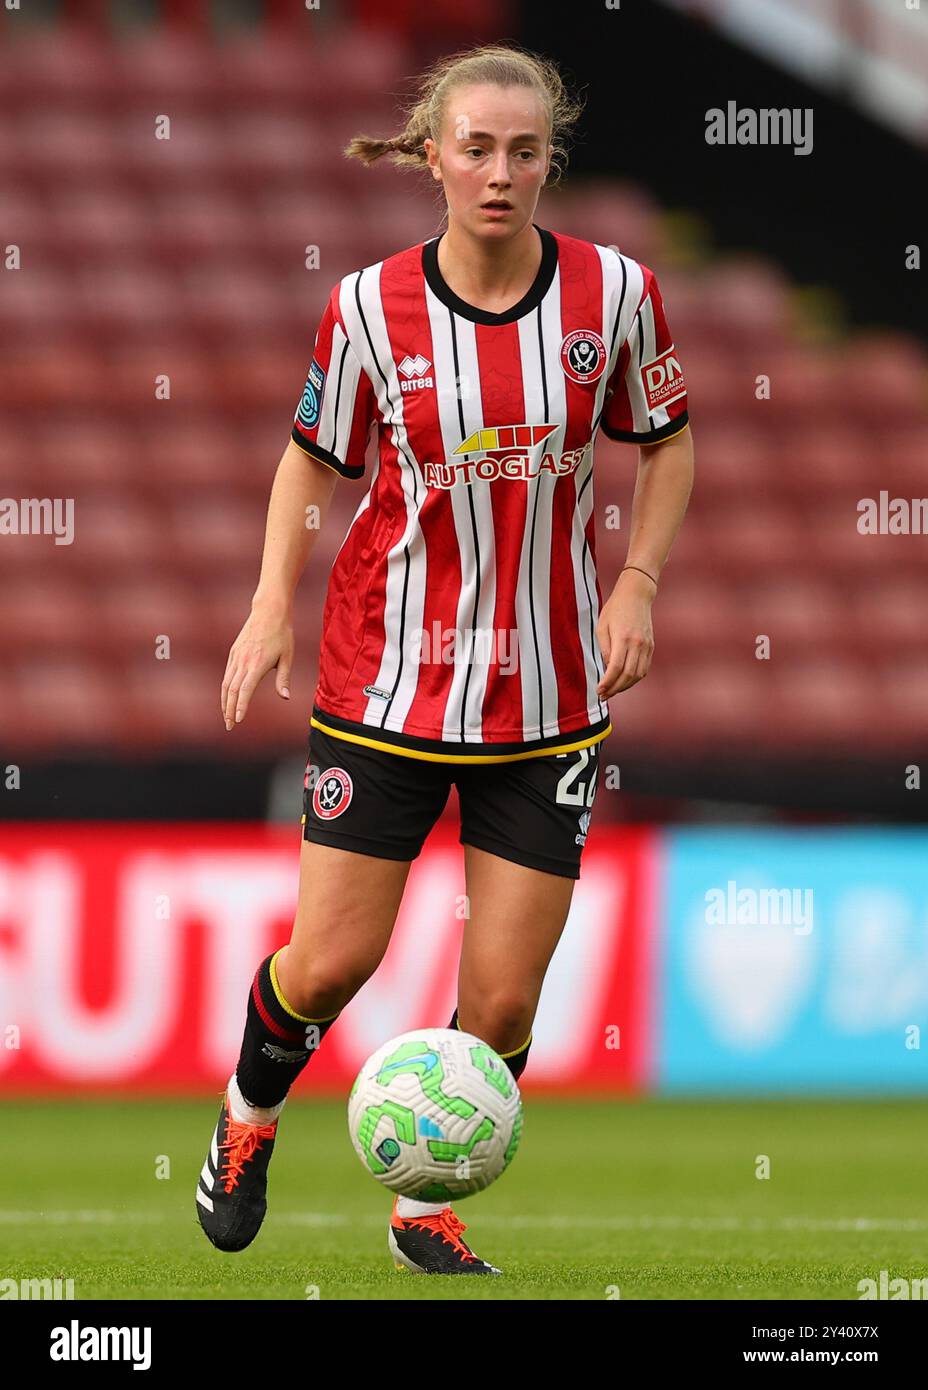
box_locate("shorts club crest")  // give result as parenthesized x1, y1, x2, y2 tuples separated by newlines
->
(312, 768, 353, 820)
(290, 223, 688, 764)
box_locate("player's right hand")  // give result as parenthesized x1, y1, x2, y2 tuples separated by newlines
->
(221, 608, 294, 731)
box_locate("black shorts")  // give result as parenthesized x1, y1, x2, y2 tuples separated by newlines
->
(301, 725, 601, 880)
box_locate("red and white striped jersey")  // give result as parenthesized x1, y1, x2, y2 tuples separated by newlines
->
(291, 223, 688, 763)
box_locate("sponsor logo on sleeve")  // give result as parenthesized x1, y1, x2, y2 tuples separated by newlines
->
(642, 347, 685, 411)
(297, 357, 326, 430)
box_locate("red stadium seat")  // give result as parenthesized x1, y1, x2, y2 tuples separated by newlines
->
(211, 34, 318, 106)
(96, 580, 218, 657)
(685, 426, 773, 502)
(182, 268, 294, 338)
(302, 26, 410, 106)
(552, 181, 665, 264)
(695, 504, 810, 575)
(0, 29, 117, 113)
(769, 659, 876, 748)
(842, 336, 928, 426)
(672, 351, 739, 417)
(111, 31, 223, 108)
(1, 187, 54, 248)
(52, 189, 152, 259)
(78, 266, 186, 337)
(103, 350, 218, 415)
(655, 661, 776, 750)
(876, 426, 928, 498)
(65, 492, 165, 573)
(144, 190, 256, 263)
(33, 420, 135, 491)
(10, 658, 129, 749)
(653, 579, 746, 652)
(758, 348, 846, 421)
(853, 580, 928, 647)
(877, 661, 928, 743)
(773, 425, 876, 499)
(693, 260, 791, 351)
(13, 111, 119, 182)
(816, 506, 924, 579)
(114, 111, 225, 186)
(167, 496, 264, 573)
(0, 418, 34, 487)
(0, 582, 94, 651)
(252, 193, 381, 284)
(122, 658, 226, 748)
(745, 579, 849, 654)
(131, 419, 241, 490)
(0, 345, 106, 413)
(0, 269, 82, 334)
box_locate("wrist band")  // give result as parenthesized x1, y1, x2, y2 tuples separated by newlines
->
(621, 565, 658, 588)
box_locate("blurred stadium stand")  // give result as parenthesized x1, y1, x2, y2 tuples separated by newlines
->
(0, 6, 926, 820)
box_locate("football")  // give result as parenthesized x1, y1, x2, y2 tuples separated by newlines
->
(347, 1028, 523, 1201)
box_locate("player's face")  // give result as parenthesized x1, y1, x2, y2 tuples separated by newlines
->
(426, 84, 552, 238)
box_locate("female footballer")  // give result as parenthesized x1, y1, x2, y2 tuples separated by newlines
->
(196, 42, 694, 1274)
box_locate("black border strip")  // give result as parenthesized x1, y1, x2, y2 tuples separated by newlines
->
(290, 428, 365, 479)
(600, 409, 690, 445)
(422, 223, 558, 325)
(311, 702, 611, 759)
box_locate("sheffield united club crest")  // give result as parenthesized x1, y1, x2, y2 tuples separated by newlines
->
(312, 767, 353, 820)
(560, 330, 607, 385)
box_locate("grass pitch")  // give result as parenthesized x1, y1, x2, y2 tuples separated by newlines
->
(2, 1096, 926, 1300)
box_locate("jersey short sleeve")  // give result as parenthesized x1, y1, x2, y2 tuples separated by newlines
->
(291, 284, 377, 479)
(600, 266, 689, 445)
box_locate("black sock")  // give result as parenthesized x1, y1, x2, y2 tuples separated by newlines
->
(236, 950, 339, 1107)
(447, 1007, 533, 1082)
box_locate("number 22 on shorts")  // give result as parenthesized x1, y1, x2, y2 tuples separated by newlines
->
(554, 746, 598, 808)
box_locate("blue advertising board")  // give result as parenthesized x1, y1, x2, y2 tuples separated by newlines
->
(658, 829, 928, 1092)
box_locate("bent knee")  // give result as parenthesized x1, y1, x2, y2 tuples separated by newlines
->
(459, 995, 533, 1052)
(277, 952, 374, 1018)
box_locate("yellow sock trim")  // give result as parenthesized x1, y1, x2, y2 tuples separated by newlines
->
(269, 949, 340, 1025)
(499, 1032, 532, 1059)
(453, 1012, 531, 1058)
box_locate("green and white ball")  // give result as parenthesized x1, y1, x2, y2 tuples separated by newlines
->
(347, 1028, 523, 1201)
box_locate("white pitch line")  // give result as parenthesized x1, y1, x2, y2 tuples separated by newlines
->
(1, 1210, 927, 1233)
(0, 1210, 164, 1225)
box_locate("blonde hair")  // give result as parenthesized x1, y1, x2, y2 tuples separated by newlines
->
(343, 42, 584, 189)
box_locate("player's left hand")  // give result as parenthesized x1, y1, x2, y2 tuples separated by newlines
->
(596, 570, 656, 698)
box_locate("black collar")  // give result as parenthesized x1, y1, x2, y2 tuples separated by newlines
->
(422, 223, 558, 325)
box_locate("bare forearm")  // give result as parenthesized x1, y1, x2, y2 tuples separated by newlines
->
(619, 426, 694, 587)
(596, 425, 694, 697)
(252, 439, 339, 615)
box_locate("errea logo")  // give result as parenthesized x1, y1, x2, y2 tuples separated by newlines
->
(397, 354, 433, 393)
